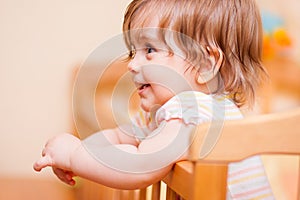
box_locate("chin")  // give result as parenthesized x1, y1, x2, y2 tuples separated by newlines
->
(140, 102, 162, 113)
(140, 104, 150, 112)
(140, 103, 152, 112)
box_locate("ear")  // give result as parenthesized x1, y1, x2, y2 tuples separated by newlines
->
(197, 47, 223, 84)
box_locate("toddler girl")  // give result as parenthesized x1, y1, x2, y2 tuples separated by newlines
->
(34, 0, 274, 199)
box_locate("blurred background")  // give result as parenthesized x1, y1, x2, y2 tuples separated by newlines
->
(0, 0, 299, 199)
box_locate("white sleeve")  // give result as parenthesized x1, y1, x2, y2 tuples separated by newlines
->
(155, 91, 215, 125)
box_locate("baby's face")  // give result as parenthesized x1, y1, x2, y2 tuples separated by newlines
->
(127, 28, 198, 112)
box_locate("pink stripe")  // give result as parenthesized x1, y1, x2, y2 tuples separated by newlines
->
(232, 186, 270, 198)
(229, 165, 262, 178)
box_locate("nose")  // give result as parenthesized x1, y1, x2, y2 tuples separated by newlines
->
(127, 57, 140, 73)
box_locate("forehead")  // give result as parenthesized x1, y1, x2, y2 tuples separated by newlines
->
(129, 28, 160, 44)
(126, 3, 164, 46)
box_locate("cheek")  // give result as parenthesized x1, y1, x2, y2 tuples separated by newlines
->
(142, 64, 193, 94)
(150, 84, 175, 107)
(142, 64, 180, 84)
(152, 84, 175, 97)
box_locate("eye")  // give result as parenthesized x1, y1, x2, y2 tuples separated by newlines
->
(145, 44, 156, 54)
(146, 47, 155, 54)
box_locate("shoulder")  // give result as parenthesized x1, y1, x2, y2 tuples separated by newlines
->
(155, 91, 243, 125)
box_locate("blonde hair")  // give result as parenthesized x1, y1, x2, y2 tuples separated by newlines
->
(123, 0, 266, 107)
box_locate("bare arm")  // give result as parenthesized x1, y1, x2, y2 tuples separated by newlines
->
(95, 125, 140, 146)
(33, 120, 194, 189)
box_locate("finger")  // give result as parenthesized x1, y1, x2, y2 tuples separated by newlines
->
(68, 178, 76, 186)
(33, 155, 53, 172)
(65, 171, 76, 180)
(53, 168, 76, 186)
(65, 171, 76, 185)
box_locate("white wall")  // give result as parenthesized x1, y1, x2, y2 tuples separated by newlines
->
(0, 0, 131, 177)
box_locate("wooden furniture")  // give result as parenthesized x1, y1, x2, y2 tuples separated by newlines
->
(0, 178, 75, 200)
(75, 107, 300, 200)
(163, 107, 300, 200)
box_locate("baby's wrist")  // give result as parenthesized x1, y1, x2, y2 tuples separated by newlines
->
(69, 140, 84, 172)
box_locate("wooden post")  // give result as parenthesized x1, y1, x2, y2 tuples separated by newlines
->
(166, 186, 177, 200)
(151, 182, 161, 200)
(192, 162, 228, 200)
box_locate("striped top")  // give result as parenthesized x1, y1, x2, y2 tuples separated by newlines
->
(132, 91, 274, 200)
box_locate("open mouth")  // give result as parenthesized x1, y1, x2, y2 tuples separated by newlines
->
(139, 84, 150, 90)
(138, 84, 151, 93)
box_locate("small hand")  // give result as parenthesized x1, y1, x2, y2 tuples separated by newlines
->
(33, 133, 81, 185)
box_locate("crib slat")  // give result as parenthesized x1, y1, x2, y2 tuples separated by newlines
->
(151, 182, 161, 200)
(166, 186, 177, 200)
